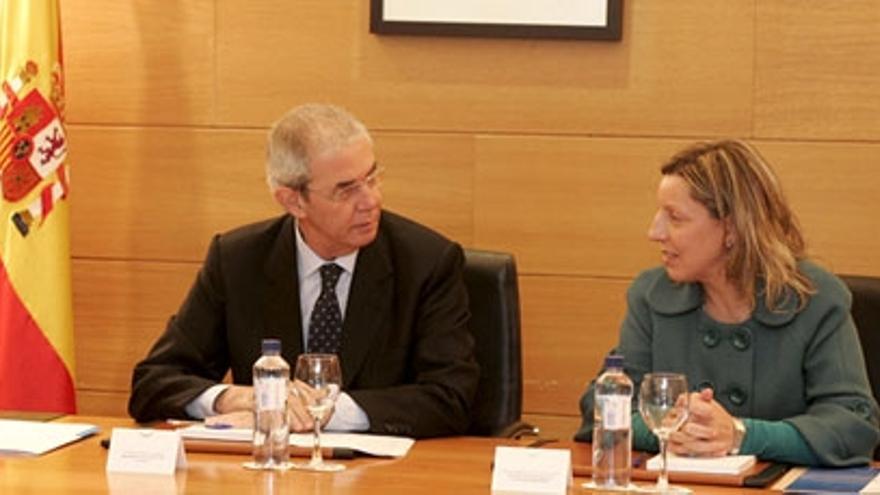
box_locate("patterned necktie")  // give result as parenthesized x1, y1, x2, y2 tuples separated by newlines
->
(308, 263, 344, 354)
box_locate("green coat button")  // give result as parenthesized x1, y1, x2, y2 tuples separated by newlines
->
(703, 328, 720, 348)
(731, 327, 752, 351)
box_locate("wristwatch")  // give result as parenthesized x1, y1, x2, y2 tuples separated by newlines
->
(729, 417, 747, 455)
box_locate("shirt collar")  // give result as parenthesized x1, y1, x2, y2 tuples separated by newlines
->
(294, 221, 358, 277)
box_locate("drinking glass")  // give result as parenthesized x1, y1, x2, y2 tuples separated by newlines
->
(291, 353, 344, 472)
(638, 373, 690, 494)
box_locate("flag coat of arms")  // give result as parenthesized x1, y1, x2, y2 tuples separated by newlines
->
(0, 0, 76, 413)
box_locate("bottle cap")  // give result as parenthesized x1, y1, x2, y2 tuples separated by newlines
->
(261, 338, 281, 354)
(605, 354, 624, 369)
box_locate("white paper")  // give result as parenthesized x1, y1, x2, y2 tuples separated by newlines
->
(106, 428, 187, 475)
(861, 472, 880, 494)
(0, 419, 98, 456)
(178, 425, 252, 443)
(291, 432, 414, 458)
(646, 453, 756, 475)
(178, 424, 415, 458)
(491, 446, 571, 495)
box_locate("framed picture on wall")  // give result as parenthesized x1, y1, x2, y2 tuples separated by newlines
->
(370, 0, 623, 41)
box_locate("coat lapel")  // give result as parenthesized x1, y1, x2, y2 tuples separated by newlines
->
(339, 227, 393, 388)
(262, 215, 304, 359)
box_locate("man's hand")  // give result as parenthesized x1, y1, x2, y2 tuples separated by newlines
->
(668, 388, 737, 457)
(204, 385, 255, 428)
(208, 382, 336, 433)
(288, 380, 335, 432)
(213, 385, 254, 413)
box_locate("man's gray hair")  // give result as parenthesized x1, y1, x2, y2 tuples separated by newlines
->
(266, 103, 372, 191)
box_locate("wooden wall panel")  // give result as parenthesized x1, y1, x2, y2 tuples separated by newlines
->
(759, 141, 880, 276)
(68, 127, 476, 262)
(72, 259, 199, 392)
(520, 276, 629, 417)
(215, 0, 358, 128)
(77, 391, 129, 417)
(474, 137, 684, 276)
(755, 1, 880, 140)
(373, 133, 474, 245)
(217, 1, 754, 136)
(68, 126, 277, 261)
(61, 0, 215, 125)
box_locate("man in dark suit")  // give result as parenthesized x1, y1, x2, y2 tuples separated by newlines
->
(128, 103, 479, 438)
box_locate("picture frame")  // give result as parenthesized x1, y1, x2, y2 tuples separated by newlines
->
(370, 0, 623, 41)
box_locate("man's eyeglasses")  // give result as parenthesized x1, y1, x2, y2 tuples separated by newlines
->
(300, 165, 384, 203)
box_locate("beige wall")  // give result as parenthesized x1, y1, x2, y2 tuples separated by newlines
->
(61, 1, 880, 438)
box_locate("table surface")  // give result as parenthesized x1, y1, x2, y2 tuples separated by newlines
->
(0, 416, 781, 494)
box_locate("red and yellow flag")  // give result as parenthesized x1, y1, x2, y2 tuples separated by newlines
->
(0, 0, 75, 413)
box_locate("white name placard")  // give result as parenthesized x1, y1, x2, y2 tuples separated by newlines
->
(491, 446, 571, 495)
(106, 428, 187, 475)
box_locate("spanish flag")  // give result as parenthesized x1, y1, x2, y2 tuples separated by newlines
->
(0, 0, 75, 413)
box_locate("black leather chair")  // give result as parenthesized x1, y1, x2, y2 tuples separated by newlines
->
(839, 274, 880, 460)
(462, 248, 535, 437)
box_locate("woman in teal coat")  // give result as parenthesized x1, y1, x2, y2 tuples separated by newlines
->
(576, 140, 879, 466)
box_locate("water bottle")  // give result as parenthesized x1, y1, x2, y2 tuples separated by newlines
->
(252, 338, 290, 469)
(592, 355, 633, 488)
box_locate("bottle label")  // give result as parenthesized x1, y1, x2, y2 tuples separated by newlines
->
(600, 395, 631, 430)
(256, 377, 287, 411)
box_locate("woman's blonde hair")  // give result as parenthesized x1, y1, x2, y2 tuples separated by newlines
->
(661, 139, 814, 312)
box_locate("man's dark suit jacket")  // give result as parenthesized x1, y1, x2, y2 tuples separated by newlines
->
(128, 210, 479, 438)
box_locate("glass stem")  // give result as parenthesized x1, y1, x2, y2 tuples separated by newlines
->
(311, 418, 323, 466)
(658, 437, 669, 491)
